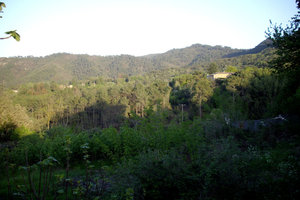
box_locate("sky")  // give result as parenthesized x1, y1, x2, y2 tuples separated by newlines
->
(0, 0, 298, 57)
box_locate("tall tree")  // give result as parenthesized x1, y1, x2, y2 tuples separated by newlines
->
(207, 62, 219, 74)
(266, 0, 300, 114)
(266, 0, 299, 75)
(191, 77, 213, 118)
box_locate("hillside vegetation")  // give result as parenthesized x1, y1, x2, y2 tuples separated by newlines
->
(0, 40, 272, 87)
(0, 5, 300, 199)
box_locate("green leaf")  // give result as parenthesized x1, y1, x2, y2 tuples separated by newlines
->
(5, 30, 20, 41)
(0, 2, 6, 11)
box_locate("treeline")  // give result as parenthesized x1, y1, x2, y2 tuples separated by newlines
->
(0, 65, 290, 142)
(0, 63, 299, 198)
(188, 47, 275, 71)
(1, 3, 300, 198)
(0, 75, 171, 135)
(0, 55, 299, 199)
(0, 41, 272, 87)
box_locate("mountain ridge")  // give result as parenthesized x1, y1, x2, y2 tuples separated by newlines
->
(0, 40, 272, 87)
(222, 39, 273, 58)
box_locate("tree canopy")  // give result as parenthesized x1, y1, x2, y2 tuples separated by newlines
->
(0, 2, 299, 199)
(266, 0, 300, 114)
(266, 0, 299, 75)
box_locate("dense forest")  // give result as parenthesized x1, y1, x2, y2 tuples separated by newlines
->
(0, 2, 300, 200)
(0, 39, 272, 88)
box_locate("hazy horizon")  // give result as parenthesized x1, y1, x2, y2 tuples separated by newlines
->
(0, 0, 298, 57)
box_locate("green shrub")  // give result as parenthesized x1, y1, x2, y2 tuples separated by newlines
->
(0, 122, 17, 142)
(10, 133, 44, 165)
(109, 150, 201, 200)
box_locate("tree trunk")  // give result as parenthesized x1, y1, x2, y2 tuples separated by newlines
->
(135, 104, 138, 115)
(181, 104, 184, 122)
(92, 107, 95, 127)
(47, 118, 50, 130)
(199, 101, 202, 119)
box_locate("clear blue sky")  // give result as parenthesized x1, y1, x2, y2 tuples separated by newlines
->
(0, 0, 298, 57)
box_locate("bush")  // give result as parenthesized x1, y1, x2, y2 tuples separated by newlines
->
(0, 122, 17, 142)
(109, 150, 201, 200)
(10, 133, 44, 165)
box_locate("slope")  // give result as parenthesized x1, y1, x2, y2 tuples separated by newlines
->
(0, 41, 273, 87)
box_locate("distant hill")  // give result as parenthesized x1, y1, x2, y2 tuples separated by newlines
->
(0, 41, 274, 87)
(222, 39, 273, 58)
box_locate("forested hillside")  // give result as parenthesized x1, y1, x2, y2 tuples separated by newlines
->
(0, 40, 271, 87)
(1, 61, 299, 199)
(1, 2, 299, 198)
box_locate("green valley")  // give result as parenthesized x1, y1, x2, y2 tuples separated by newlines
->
(0, 1, 299, 199)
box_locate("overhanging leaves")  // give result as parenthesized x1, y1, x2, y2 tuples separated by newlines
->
(0, 2, 6, 11)
(5, 30, 20, 41)
(0, 2, 6, 18)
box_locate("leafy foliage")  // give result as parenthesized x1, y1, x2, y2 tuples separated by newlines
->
(1, 4, 300, 199)
(0, 92, 33, 141)
(266, 13, 299, 75)
(266, 1, 300, 115)
(0, 2, 5, 12)
(0, 2, 20, 41)
(1, 69, 299, 199)
(5, 30, 20, 41)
